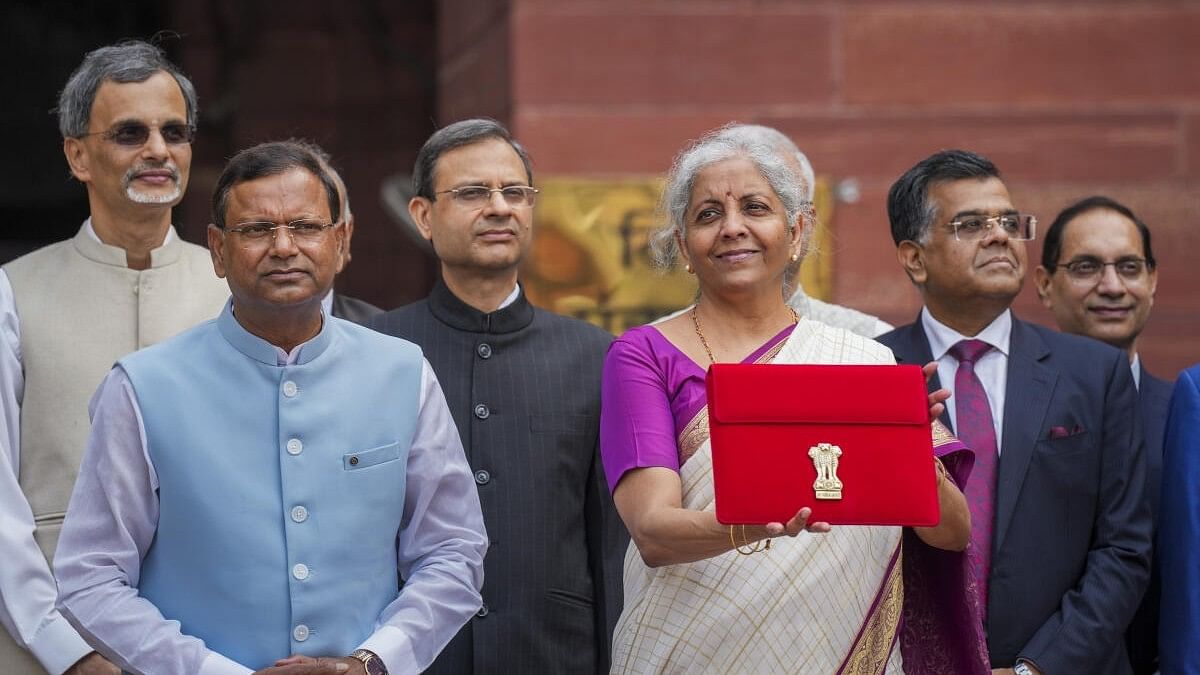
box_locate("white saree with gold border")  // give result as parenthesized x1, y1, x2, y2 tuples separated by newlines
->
(611, 318, 906, 674)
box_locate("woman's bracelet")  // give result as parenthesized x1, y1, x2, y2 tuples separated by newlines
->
(730, 525, 771, 555)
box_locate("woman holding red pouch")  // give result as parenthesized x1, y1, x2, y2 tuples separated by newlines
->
(600, 124, 985, 674)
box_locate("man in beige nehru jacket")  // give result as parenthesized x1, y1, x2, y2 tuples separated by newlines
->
(0, 40, 227, 674)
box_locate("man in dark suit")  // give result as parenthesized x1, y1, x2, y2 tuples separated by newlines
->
(371, 118, 626, 673)
(1034, 196, 1169, 674)
(877, 150, 1152, 675)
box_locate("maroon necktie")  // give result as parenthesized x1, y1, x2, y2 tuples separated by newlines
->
(949, 338, 998, 615)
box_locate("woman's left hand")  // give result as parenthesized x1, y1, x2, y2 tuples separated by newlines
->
(923, 361, 950, 421)
(764, 507, 832, 537)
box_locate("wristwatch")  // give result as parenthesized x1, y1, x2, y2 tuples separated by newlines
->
(1013, 661, 1035, 675)
(350, 649, 388, 675)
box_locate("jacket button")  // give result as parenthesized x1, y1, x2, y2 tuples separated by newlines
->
(474, 469, 491, 485)
(286, 438, 303, 455)
(291, 505, 308, 523)
(293, 624, 309, 641)
(476, 604, 489, 618)
(282, 381, 298, 398)
(477, 343, 492, 359)
(474, 404, 489, 419)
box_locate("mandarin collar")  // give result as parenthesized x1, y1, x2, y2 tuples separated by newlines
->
(217, 299, 333, 366)
(72, 219, 184, 268)
(428, 279, 534, 334)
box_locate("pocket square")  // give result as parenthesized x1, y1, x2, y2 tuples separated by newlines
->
(1048, 424, 1085, 439)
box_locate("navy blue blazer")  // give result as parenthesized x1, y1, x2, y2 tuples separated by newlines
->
(878, 315, 1152, 674)
(1157, 364, 1200, 673)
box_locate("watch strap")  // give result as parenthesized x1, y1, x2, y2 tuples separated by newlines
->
(350, 649, 388, 675)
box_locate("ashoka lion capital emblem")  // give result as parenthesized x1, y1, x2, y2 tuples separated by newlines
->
(808, 443, 844, 500)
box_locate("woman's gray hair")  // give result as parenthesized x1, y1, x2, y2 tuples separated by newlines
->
(57, 39, 199, 138)
(649, 125, 816, 275)
(715, 124, 815, 202)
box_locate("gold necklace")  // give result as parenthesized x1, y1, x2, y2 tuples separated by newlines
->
(690, 304, 800, 364)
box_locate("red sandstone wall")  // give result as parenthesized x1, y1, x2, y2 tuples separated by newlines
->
(439, 0, 1199, 376)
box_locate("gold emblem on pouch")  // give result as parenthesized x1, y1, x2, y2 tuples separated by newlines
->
(808, 443, 844, 500)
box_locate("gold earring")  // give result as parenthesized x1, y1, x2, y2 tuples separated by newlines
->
(685, 263, 693, 274)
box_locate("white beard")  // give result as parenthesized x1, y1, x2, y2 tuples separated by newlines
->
(126, 183, 182, 204)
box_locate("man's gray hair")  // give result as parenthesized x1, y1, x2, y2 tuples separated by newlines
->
(412, 118, 533, 199)
(649, 125, 814, 273)
(57, 39, 199, 139)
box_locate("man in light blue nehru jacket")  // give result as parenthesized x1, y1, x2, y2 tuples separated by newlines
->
(53, 141, 487, 675)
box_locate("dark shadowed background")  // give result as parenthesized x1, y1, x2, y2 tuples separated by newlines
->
(3, 0, 1197, 376)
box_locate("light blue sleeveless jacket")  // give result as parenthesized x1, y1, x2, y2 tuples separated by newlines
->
(119, 304, 421, 669)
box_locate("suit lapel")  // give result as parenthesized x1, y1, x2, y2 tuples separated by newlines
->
(994, 319, 1056, 551)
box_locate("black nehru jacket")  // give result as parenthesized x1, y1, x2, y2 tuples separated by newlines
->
(371, 280, 627, 674)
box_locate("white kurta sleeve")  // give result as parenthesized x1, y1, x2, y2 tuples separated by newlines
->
(53, 367, 252, 675)
(358, 359, 488, 672)
(0, 269, 94, 674)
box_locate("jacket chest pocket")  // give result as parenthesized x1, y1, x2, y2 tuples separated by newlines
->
(344, 442, 402, 470)
(339, 442, 408, 520)
(1032, 432, 1098, 498)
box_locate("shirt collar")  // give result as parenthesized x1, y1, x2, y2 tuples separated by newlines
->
(321, 290, 335, 317)
(497, 283, 521, 310)
(921, 307, 1013, 360)
(1131, 352, 1142, 390)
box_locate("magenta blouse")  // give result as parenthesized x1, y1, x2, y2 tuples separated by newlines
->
(599, 323, 794, 493)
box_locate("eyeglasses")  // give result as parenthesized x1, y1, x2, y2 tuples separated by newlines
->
(947, 213, 1037, 242)
(77, 122, 196, 147)
(435, 185, 539, 208)
(225, 219, 339, 244)
(1053, 257, 1149, 284)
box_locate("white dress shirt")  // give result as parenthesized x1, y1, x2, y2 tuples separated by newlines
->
(497, 282, 520, 310)
(0, 221, 176, 672)
(54, 332, 487, 675)
(921, 307, 1011, 451)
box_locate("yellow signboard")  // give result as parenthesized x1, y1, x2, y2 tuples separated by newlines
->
(521, 176, 833, 335)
